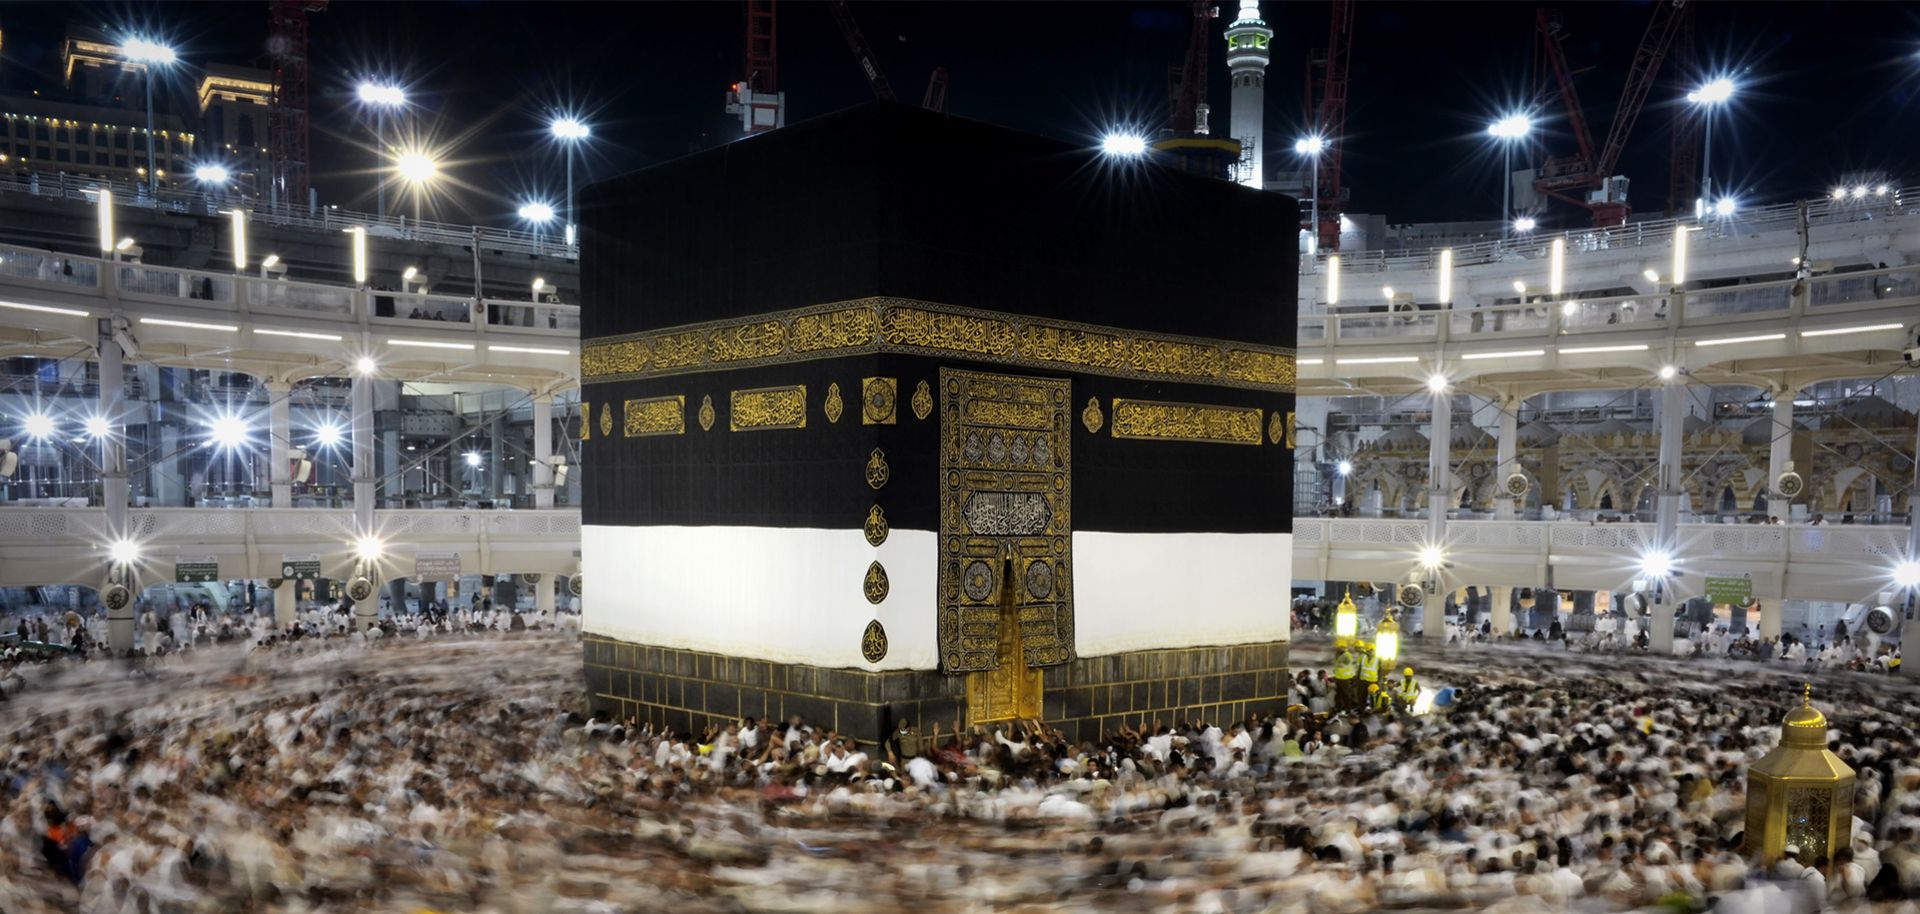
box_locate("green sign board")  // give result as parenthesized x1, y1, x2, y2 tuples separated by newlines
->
(280, 554, 322, 581)
(174, 560, 219, 584)
(1704, 573, 1753, 605)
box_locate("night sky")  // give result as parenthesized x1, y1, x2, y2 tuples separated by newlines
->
(3, 1, 1918, 228)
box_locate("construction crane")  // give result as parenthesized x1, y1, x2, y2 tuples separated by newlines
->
(266, 0, 326, 210)
(1665, 4, 1701, 215)
(725, 0, 784, 135)
(828, 1, 897, 102)
(922, 67, 949, 114)
(1303, 0, 1355, 250)
(1166, 1, 1215, 137)
(1531, 0, 1688, 226)
(826, 2, 950, 115)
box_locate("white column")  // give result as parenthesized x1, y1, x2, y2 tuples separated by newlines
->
(531, 394, 555, 509)
(1494, 395, 1520, 519)
(536, 574, 556, 614)
(1425, 388, 1452, 642)
(274, 579, 297, 629)
(351, 368, 379, 633)
(1651, 378, 1687, 656)
(1901, 419, 1920, 677)
(1491, 585, 1513, 636)
(266, 379, 293, 508)
(1759, 598, 1782, 642)
(100, 333, 134, 657)
(1767, 388, 1796, 518)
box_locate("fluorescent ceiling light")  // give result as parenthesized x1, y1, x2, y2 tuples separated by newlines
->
(387, 339, 476, 351)
(1336, 356, 1419, 365)
(254, 328, 344, 342)
(1559, 343, 1649, 354)
(1800, 323, 1903, 338)
(141, 317, 238, 332)
(0, 300, 90, 317)
(1462, 349, 1546, 360)
(487, 345, 571, 355)
(1694, 333, 1786, 347)
(1298, 358, 1325, 366)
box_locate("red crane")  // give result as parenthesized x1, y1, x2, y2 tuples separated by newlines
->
(1665, 4, 1700, 215)
(745, 0, 777, 95)
(1531, 0, 1689, 226)
(1167, 2, 1215, 137)
(266, 0, 326, 209)
(726, 1, 783, 135)
(1304, 0, 1355, 250)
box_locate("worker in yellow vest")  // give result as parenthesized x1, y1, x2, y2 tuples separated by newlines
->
(1332, 645, 1359, 712)
(1357, 645, 1380, 707)
(1397, 666, 1420, 711)
(1368, 682, 1391, 716)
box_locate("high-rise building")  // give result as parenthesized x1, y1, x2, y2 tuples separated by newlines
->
(1224, 0, 1272, 189)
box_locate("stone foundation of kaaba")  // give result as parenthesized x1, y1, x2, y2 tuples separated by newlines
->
(585, 635, 1289, 745)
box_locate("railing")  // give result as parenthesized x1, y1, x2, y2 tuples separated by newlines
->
(0, 507, 583, 584)
(1299, 264, 1920, 348)
(1295, 517, 1911, 572)
(0, 239, 583, 345)
(1316, 186, 1916, 275)
(0, 172, 573, 260)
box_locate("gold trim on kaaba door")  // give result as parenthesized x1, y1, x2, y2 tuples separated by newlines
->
(580, 297, 1295, 394)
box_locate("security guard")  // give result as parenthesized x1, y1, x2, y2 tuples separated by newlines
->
(1332, 644, 1359, 711)
(1357, 643, 1380, 705)
(1396, 666, 1420, 711)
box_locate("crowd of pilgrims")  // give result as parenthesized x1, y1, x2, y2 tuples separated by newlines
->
(3, 597, 581, 663)
(1295, 596, 1905, 676)
(4, 630, 1920, 913)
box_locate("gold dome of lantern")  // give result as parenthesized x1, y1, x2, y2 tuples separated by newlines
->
(1745, 683, 1854, 866)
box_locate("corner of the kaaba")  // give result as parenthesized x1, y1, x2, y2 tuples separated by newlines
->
(577, 100, 1297, 748)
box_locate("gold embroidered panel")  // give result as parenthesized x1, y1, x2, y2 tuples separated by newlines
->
(1110, 399, 1264, 446)
(580, 298, 1294, 394)
(729, 385, 808, 431)
(861, 377, 897, 424)
(938, 368, 1073, 673)
(623, 396, 686, 437)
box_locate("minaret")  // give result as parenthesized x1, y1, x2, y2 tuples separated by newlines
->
(1224, 0, 1273, 188)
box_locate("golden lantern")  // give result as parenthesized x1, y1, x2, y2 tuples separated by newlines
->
(1334, 590, 1359, 644)
(1373, 608, 1401, 664)
(1745, 684, 1854, 866)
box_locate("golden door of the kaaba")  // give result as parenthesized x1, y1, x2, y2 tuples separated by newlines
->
(937, 368, 1073, 727)
(967, 557, 1045, 724)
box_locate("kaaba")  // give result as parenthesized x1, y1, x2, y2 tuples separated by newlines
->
(577, 102, 1295, 746)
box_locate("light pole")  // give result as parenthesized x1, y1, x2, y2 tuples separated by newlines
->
(355, 82, 408, 219)
(1488, 113, 1533, 239)
(1687, 78, 1735, 214)
(517, 200, 556, 253)
(550, 117, 590, 246)
(1294, 136, 1324, 254)
(395, 149, 438, 228)
(121, 37, 178, 199)
(193, 163, 229, 212)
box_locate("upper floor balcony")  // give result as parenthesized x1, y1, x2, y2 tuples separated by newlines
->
(0, 239, 579, 391)
(0, 505, 582, 588)
(1297, 188, 1920, 398)
(1293, 516, 1915, 606)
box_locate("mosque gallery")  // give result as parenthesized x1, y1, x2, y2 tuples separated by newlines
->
(575, 103, 1297, 745)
